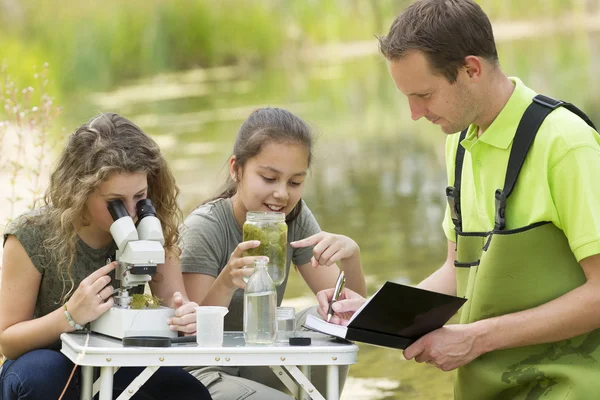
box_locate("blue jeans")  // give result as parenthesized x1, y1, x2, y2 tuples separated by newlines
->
(0, 349, 212, 400)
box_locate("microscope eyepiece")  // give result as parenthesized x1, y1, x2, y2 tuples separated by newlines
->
(136, 199, 157, 221)
(108, 200, 129, 221)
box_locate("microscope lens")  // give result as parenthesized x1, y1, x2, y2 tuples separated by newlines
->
(107, 200, 129, 221)
(136, 199, 156, 220)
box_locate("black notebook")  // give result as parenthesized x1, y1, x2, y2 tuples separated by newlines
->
(304, 281, 467, 350)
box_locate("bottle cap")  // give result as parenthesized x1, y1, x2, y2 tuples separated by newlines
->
(289, 336, 311, 346)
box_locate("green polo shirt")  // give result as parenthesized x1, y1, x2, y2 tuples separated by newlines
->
(442, 77, 600, 262)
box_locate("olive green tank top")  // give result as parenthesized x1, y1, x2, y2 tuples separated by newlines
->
(3, 209, 139, 335)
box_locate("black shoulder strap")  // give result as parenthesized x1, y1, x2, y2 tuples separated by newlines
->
(446, 128, 469, 230)
(535, 94, 596, 131)
(494, 94, 597, 230)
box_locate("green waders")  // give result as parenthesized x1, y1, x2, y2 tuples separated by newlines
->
(447, 95, 599, 399)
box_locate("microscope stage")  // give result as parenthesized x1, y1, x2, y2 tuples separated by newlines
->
(91, 306, 178, 340)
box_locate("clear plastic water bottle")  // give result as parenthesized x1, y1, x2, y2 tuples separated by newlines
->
(243, 258, 277, 344)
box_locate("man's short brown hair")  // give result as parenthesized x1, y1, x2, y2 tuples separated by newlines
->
(379, 0, 499, 83)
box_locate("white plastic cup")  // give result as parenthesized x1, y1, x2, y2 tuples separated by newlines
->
(276, 306, 295, 342)
(195, 306, 229, 346)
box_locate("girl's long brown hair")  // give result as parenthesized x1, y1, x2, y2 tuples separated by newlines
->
(34, 113, 181, 300)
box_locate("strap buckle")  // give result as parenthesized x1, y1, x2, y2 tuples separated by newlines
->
(446, 186, 462, 229)
(494, 189, 507, 231)
(532, 94, 563, 110)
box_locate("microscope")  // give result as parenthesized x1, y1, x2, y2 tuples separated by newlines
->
(90, 199, 178, 340)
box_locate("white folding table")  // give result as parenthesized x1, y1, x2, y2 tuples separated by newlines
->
(60, 331, 358, 400)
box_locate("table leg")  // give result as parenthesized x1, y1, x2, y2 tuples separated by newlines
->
(269, 366, 299, 396)
(94, 367, 120, 397)
(326, 365, 339, 400)
(80, 366, 93, 400)
(282, 365, 325, 400)
(98, 366, 114, 400)
(115, 366, 159, 400)
(298, 365, 311, 400)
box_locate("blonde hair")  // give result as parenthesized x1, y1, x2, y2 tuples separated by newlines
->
(38, 113, 181, 299)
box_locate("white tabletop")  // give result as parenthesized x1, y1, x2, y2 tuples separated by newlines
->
(60, 331, 358, 368)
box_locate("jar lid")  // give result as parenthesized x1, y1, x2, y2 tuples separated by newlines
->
(246, 211, 285, 222)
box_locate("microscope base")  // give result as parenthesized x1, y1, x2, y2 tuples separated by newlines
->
(90, 307, 178, 340)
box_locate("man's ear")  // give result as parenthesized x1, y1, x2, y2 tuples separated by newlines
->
(463, 55, 483, 81)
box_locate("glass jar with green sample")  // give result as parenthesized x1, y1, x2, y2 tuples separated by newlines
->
(243, 212, 287, 286)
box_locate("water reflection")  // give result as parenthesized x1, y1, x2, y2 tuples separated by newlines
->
(306, 134, 447, 289)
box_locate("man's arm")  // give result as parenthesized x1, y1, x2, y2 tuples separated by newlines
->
(404, 253, 600, 371)
(417, 240, 457, 296)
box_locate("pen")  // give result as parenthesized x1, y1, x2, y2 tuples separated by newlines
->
(327, 270, 346, 322)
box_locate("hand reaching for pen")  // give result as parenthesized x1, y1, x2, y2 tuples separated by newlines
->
(291, 231, 360, 268)
(316, 287, 366, 326)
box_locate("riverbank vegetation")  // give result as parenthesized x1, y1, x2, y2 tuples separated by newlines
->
(0, 0, 592, 97)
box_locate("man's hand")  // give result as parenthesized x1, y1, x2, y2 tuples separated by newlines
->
(403, 323, 487, 371)
(316, 287, 366, 326)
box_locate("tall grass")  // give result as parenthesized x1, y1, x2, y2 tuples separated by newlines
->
(0, 0, 594, 96)
(0, 63, 61, 223)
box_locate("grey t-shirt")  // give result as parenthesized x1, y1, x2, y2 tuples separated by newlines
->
(3, 209, 141, 349)
(179, 198, 320, 331)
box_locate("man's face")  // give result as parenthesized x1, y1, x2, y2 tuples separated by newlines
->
(388, 51, 478, 134)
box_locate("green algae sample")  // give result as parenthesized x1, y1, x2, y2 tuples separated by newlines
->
(130, 293, 162, 309)
(243, 221, 288, 285)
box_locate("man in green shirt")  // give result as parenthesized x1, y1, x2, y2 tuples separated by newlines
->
(317, 0, 600, 398)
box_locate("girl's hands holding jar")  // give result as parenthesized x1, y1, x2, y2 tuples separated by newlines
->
(291, 232, 360, 268)
(223, 241, 268, 290)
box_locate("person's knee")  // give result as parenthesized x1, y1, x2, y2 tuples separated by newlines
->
(1, 349, 76, 399)
(295, 305, 319, 329)
(152, 366, 211, 399)
(198, 369, 293, 400)
(114, 366, 211, 400)
(24, 350, 74, 387)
